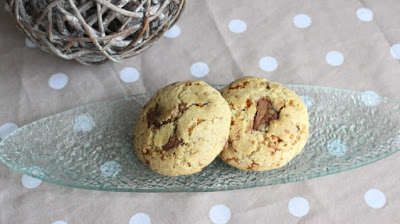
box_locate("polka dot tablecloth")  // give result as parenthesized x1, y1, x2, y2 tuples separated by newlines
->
(1, 0, 400, 223)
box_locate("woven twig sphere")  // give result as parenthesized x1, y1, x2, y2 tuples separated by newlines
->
(6, 0, 186, 65)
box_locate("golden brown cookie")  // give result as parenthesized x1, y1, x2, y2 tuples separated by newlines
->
(220, 76, 309, 171)
(133, 81, 231, 176)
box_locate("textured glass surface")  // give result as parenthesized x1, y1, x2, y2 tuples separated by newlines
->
(0, 85, 400, 192)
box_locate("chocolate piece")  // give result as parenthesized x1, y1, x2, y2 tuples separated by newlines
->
(147, 105, 161, 129)
(162, 135, 182, 151)
(147, 103, 188, 129)
(197, 119, 205, 125)
(247, 162, 259, 170)
(246, 99, 252, 108)
(253, 98, 279, 131)
(178, 103, 186, 113)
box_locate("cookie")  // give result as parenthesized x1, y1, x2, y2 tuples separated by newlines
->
(133, 81, 231, 176)
(220, 76, 309, 171)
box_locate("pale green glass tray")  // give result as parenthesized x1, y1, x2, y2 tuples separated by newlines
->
(0, 85, 399, 192)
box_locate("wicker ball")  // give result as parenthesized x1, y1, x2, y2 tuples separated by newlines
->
(7, 0, 186, 65)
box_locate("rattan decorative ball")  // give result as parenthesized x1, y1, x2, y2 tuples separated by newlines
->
(6, 0, 186, 65)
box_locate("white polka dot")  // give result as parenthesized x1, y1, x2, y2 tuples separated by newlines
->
(288, 197, 310, 217)
(101, 161, 122, 178)
(129, 213, 151, 224)
(0, 123, 18, 139)
(21, 167, 44, 189)
(164, 25, 181, 38)
(357, 8, 374, 22)
(228, 19, 247, 33)
(327, 139, 347, 157)
(49, 73, 68, 89)
(293, 14, 311, 29)
(361, 91, 381, 107)
(300, 96, 314, 110)
(21, 174, 42, 189)
(52, 221, 68, 224)
(390, 44, 400, 60)
(325, 51, 344, 66)
(4, 2, 9, 12)
(190, 62, 209, 78)
(25, 38, 36, 48)
(120, 67, 140, 83)
(74, 114, 94, 132)
(259, 56, 278, 72)
(209, 204, 231, 224)
(365, 189, 386, 208)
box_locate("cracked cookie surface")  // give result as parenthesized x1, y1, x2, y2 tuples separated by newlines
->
(133, 81, 231, 176)
(220, 76, 309, 171)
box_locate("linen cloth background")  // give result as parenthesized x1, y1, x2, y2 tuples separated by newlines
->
(1, 0, 400, 223)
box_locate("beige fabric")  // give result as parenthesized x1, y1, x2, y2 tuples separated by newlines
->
(1, 0, 400, 223)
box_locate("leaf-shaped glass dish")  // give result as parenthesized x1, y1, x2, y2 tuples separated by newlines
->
(1, 85, 399, 192)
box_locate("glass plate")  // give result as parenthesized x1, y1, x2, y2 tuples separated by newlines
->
(1, 85, 399, 192)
